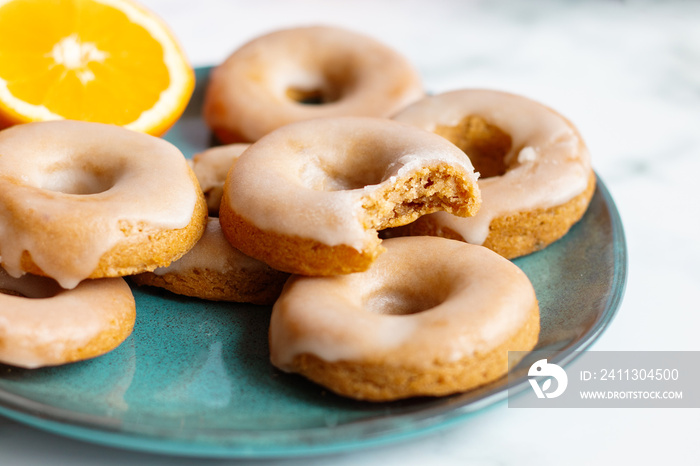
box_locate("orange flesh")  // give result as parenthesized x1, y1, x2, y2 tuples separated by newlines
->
(0, 0, 171, 126)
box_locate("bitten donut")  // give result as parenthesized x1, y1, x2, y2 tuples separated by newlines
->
(219, 117, 481, 276)
(0, 267, 135, 368)
(270, 236, 540, 401)
(0, 120, 208, 289)
(393, 89, 595, 259)
(203, 26, 424, 143)
(190, 143, 250, 216)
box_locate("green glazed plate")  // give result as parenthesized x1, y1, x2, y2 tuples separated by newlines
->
(0, 68, 627, 458)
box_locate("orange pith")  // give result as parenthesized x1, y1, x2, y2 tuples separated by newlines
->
(0, 0, 193, 135)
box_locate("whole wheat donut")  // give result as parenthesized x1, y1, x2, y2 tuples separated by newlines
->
(219, 117, 481, 276)
(190, 143, 250, 216)
(393, 89, 595, 258)
(134, 145, 290, 304)
(0, 120, 207, 289)
(203, 26, 424, 143)
(269, 237, 539, 401)
(0, 267, 135, 368)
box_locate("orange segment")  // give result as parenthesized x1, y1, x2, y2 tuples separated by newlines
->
(0, 0, 194, 135)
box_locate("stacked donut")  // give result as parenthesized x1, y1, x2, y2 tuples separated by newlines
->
(0, 121, 208, 368)
(0, 25, 594, 402)
(131, 144, 291, 305)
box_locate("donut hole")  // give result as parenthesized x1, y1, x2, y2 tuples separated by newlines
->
(435, 115, 513, 179)
(363, 286, 446, 316)
(203, 187, 223, 217)
(285, 73, 345, 105)
(286, 87, 328, 105)
(285, 62, 357, 105)
(0, 270, 62, 299)
(40, 163, 119, 195)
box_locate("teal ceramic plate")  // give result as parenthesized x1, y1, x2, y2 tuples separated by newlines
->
(0, 68, 627, 458)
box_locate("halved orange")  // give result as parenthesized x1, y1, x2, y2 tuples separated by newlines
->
(0, 0, 194, 135)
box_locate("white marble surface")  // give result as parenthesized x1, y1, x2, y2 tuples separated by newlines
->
(2, 0, 700, 464)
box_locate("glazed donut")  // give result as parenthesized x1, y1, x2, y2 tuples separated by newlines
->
(0, 120, 208, 289)
(219, 117, 481, 276)
(0, 267, 135, 369)
(393, 89, 595, 259)
(132, 217, 289, 305)
(203, 26, 424, 143)
(135, 144, 290, 304)
(270, 236, 540, 401)
(190, 143, 250, 216)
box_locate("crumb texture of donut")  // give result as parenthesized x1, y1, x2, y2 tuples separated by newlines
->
(361, 164, 481, 231)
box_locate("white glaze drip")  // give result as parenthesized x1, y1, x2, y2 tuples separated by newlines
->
(393, 89, 592, 245)
(0, 121, 198, 288)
